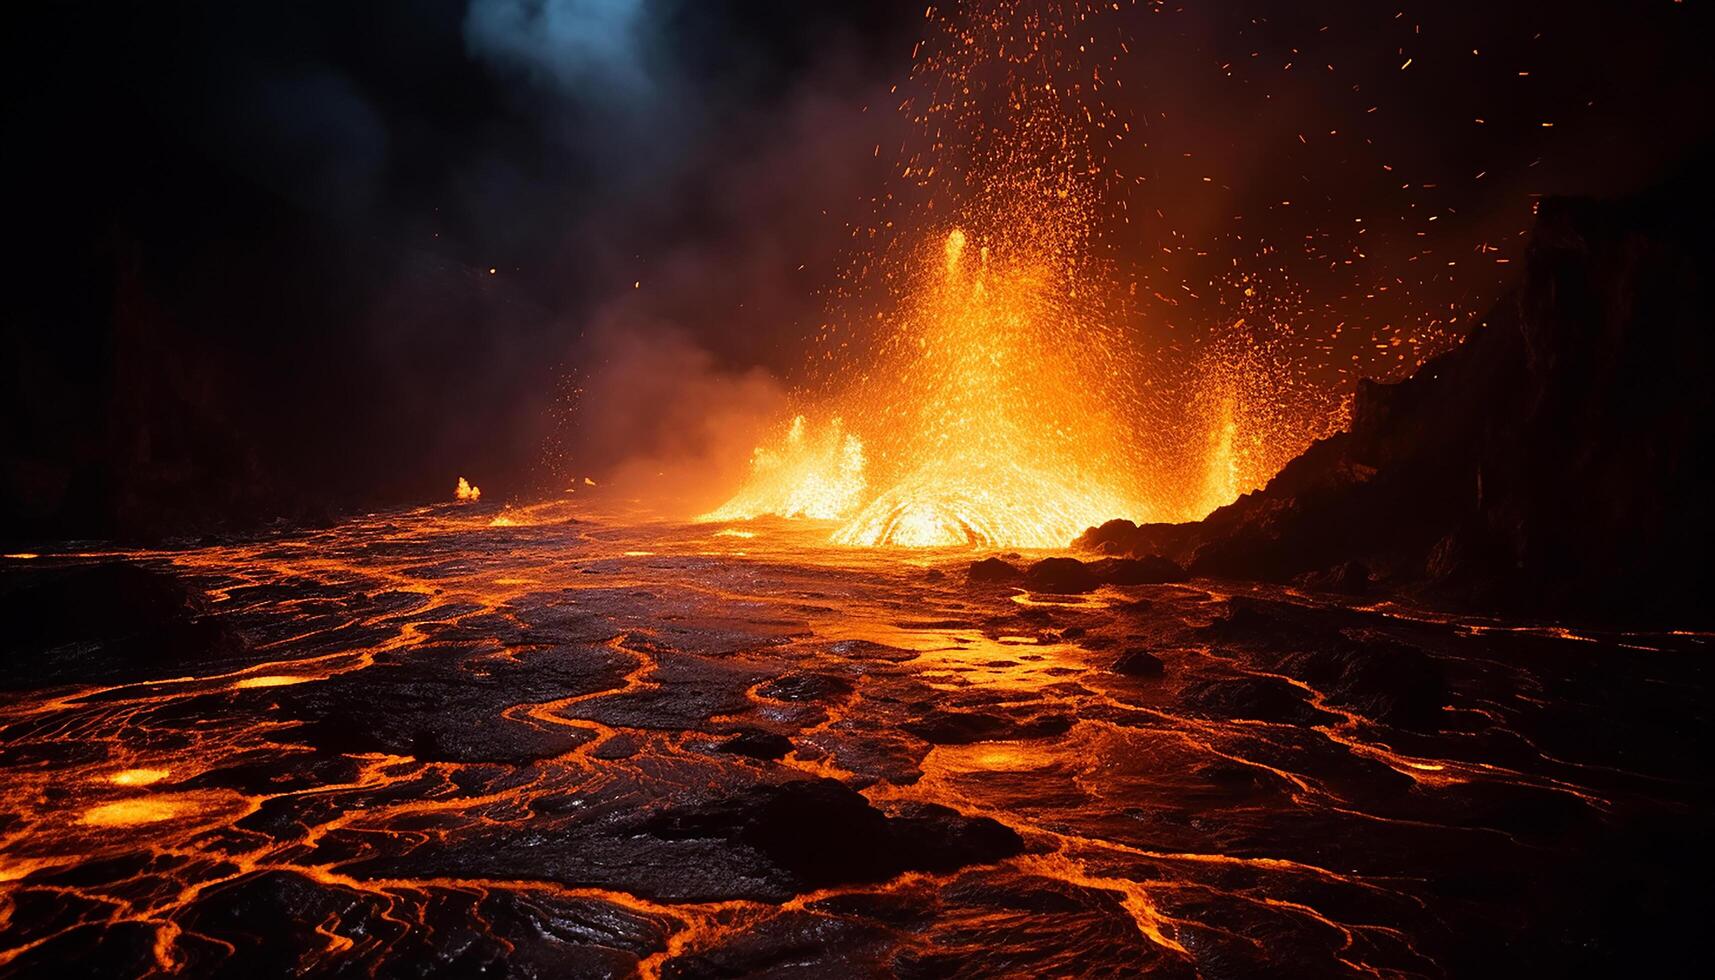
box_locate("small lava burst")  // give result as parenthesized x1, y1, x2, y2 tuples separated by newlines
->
(455, 477, 481, 502)
(107, 768, 171, 787)
(702, 415, 867, 523)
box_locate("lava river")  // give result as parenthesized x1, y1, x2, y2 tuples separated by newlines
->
(0, 502, 1706, 977)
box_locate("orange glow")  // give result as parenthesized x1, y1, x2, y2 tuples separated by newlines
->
(455, 476, 481, 502)
(81, 798, 196, 827)
(829, 227, 1147, 547)
(232, 674, 314, 689)
(701, 415, 867, 523)
(108, 768, 170, 787)
(1199, 394, 1242, 515)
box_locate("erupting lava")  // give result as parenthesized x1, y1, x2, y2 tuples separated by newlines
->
(711, 0, 1155, 547)
(829, 226, 1145, 547)
(702, 415, 867, 522)
(455, 477, 481, 502)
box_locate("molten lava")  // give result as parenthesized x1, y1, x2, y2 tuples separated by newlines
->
(702, 415, 867, 522)
(829, 228, 1146, 547)
(455, 477, 481, 502)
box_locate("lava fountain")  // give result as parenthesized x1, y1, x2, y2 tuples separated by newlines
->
(829, 226, 1144, 547)
(709, 0, 1156, 548)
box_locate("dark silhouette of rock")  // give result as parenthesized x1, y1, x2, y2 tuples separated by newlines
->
(1008, 555, 1186, 596)
(0, 562, 247, 686)
(1023, 557, 1099, 594)
(967, 557, 1023, 583)
(640, 779, 1022, 890)
(1181, 676, 1330, 726)
(1280, 640, 1448, 732)
(717, 730, 794, 760)
(1112, 649, 1166, 677)
(1294, 560, 1373, 596)
(1077, 178, 1715, 625)
(2, 562, 204, 648)
(905, 710, 1074, 744)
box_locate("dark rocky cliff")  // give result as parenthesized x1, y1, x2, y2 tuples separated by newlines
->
(1080, 178, 1714, 624)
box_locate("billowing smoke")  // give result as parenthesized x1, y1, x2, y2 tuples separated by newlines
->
(464, 0, 652, 99)
(571, 318, 789, 517)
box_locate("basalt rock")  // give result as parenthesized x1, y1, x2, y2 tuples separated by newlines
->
(967, 557, 1023, 584)
(1279, 639, 1447, 732)
(757, 672, 854, 703)
(1023, 557, 1100, 594)
(1181, 676, 1331, 727)
(1077, 175, 1715, 625)
(716, 730, 795, 761)
(1294, 560, 1373, 596)
(904, 709, 1074, 744)
(1112, 648, 1166, 677)
(1015, 555, 1187, 595)
(639, 778, 1023, 890)
(0, 562, 248, 686)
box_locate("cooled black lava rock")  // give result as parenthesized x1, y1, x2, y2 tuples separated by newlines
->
(1280, 639, 1448, 731)
(1023, 557, 1100, 594)
(1180, 676, 1330, 726)
(640, 778, 1022, 890)
(661, 909, 897, 979)
(0, 561, 248, 686)
(1294, 560, 1373, 596)
(1112, 648, 1166, 677)
(967, 557, 1023, 583)
(904, 709, 1073, 744)
(181, 870, 663, 978)
(274, 643, 630, 764)
(1, 562, 202, 645)
(717, 730, 794, 761)
(757, 672, 854, 703)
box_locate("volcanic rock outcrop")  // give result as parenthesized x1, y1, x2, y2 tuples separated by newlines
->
(1081, 178, 1713, 624)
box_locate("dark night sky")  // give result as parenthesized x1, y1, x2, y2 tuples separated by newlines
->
(3, 1, 1711, 537)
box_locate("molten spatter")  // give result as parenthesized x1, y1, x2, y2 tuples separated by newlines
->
(455, 477, 481, 502)
(1197, 394, 1242, 518)
(701, 416, 867, 522)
